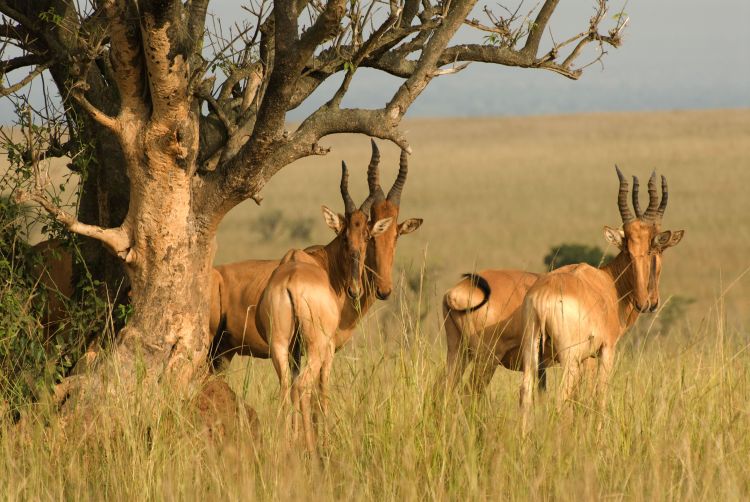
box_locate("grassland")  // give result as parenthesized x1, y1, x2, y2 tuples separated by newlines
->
(217, 108, 750, 327)
(3, 109, 750, 500)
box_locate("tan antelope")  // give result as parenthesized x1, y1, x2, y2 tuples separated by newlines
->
(255, 161, 396, 453)
(442, 270, 541, 395)
(209, 141, 422, 368)
(519, 167, 684, 431)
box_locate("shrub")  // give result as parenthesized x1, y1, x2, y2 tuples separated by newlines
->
(656, 295, 696, 335)
(287, 216, 315, 241)
(254, 209, 284, 241)
(0, 193, 109, 416)
(544, 243, 614, 270)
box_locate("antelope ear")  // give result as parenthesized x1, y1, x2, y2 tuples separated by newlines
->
(603, 226, 625, 249)
(322, 205, 344, 234)
(371, 217, 393, 236)
(398, 218, 423, 235)
(654, 229, 684, 250)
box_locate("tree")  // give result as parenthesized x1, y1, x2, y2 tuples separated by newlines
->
(0, 0, 627, 405)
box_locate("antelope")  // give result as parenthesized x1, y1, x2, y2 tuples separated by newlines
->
(442, 270, 541, 395)
(518, 167, 683, 431)
(31, 239, 74, 333)
(209, 141, 422, 368)
(255, 161, 395, 454)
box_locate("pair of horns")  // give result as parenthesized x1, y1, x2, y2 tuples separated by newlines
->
(615, 165, 669, 224)
(366, 139, 409, 207)
(340, 139, 410, 215)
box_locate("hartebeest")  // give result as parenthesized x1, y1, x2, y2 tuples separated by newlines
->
(519, 167, 684, 431)
(255, 161, 395, 453)
(442, 270, 541, 395)
(209, 141, 422, 367)
(31, 239, 74, 334)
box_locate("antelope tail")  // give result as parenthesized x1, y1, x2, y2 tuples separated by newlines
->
(208, 274, 230, 369)
(522, 297, 547, 391)
(444, 273, 491, 313)
(286, 288, 302, 379)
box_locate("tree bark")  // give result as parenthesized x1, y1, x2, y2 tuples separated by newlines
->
(117, 161, 216, 389)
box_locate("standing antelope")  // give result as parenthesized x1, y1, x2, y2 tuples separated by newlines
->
(519, 167, 684, 431)
(442, 270, 541, 395)
(255, 161, 395, 453)
(209, 141, 422, 368)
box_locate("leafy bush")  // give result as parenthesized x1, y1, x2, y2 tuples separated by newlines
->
(544, 243, 614, 270)
(254, 209, 284, 241)
(253, 210, 315, 242)
(0, 193, 109, 416)
(287, 216, 315, 241)
(656, 295, 696, 335)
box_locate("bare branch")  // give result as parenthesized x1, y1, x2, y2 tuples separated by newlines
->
(188, 0, 210, 48)
(70, 88, 121, 132)
(522, 0, 560, 56)
(10, 102, 130, 257)
(0, 53, 45, 74)
(16, 188, 131, 259)
(387, 0, 478, 118)
(329, 7, 401, 107)
(0, 62, 49, 97)
(0, 2, 37, 34)
(298, 0, 346, 54)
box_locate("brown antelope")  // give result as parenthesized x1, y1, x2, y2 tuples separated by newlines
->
(209, 141, 422, 368)
(442, 270, 541, 395)
(519, 167, 684, 431)
(255, 161, 395, 453)
(31, 239, 74, 334)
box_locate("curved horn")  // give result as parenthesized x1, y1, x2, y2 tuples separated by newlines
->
(644, 170, 659, 220)
(340, 161, 356, 215)
(387, 149, 408, 206)
(615, 165, 635, 223)
(632, 175, 642, 218)
(359, 192, 376, 216)
(367, 139, 385, 202)
(656, 174, 668, 219)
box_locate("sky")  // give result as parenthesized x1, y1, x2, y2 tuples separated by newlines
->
(3, 0, 749, 119)
(283, 0, 750, 117)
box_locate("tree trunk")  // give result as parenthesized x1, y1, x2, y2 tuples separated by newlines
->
(117, 186, 216, 389)
(104, 113, 218, 392)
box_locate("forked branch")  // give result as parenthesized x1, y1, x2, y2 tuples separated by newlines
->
(0, 61, 49, 97)
(10, 108, 131, 259)
(15, 188, 131, 259)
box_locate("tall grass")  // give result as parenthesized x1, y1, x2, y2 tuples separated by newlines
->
(2, 110, 748, 499)
(2, 285, 748, 500)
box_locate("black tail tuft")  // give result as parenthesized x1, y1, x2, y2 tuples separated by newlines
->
(208, 313, 229, 370)
(537, 335, 547, 391)
(458, 273, 491, 313)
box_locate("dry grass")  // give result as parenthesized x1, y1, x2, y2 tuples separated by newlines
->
(2, 109, 750, 499)
(217, 108, 750, 326)
(2, 305, 748, 500)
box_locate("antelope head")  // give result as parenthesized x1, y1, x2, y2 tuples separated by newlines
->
(322, 161, 393, 299)
(364, 140, 423, 300)
(604, 166, 684, 313)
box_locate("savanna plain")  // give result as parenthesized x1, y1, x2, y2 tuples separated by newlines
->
(3, 109, 750, 500)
